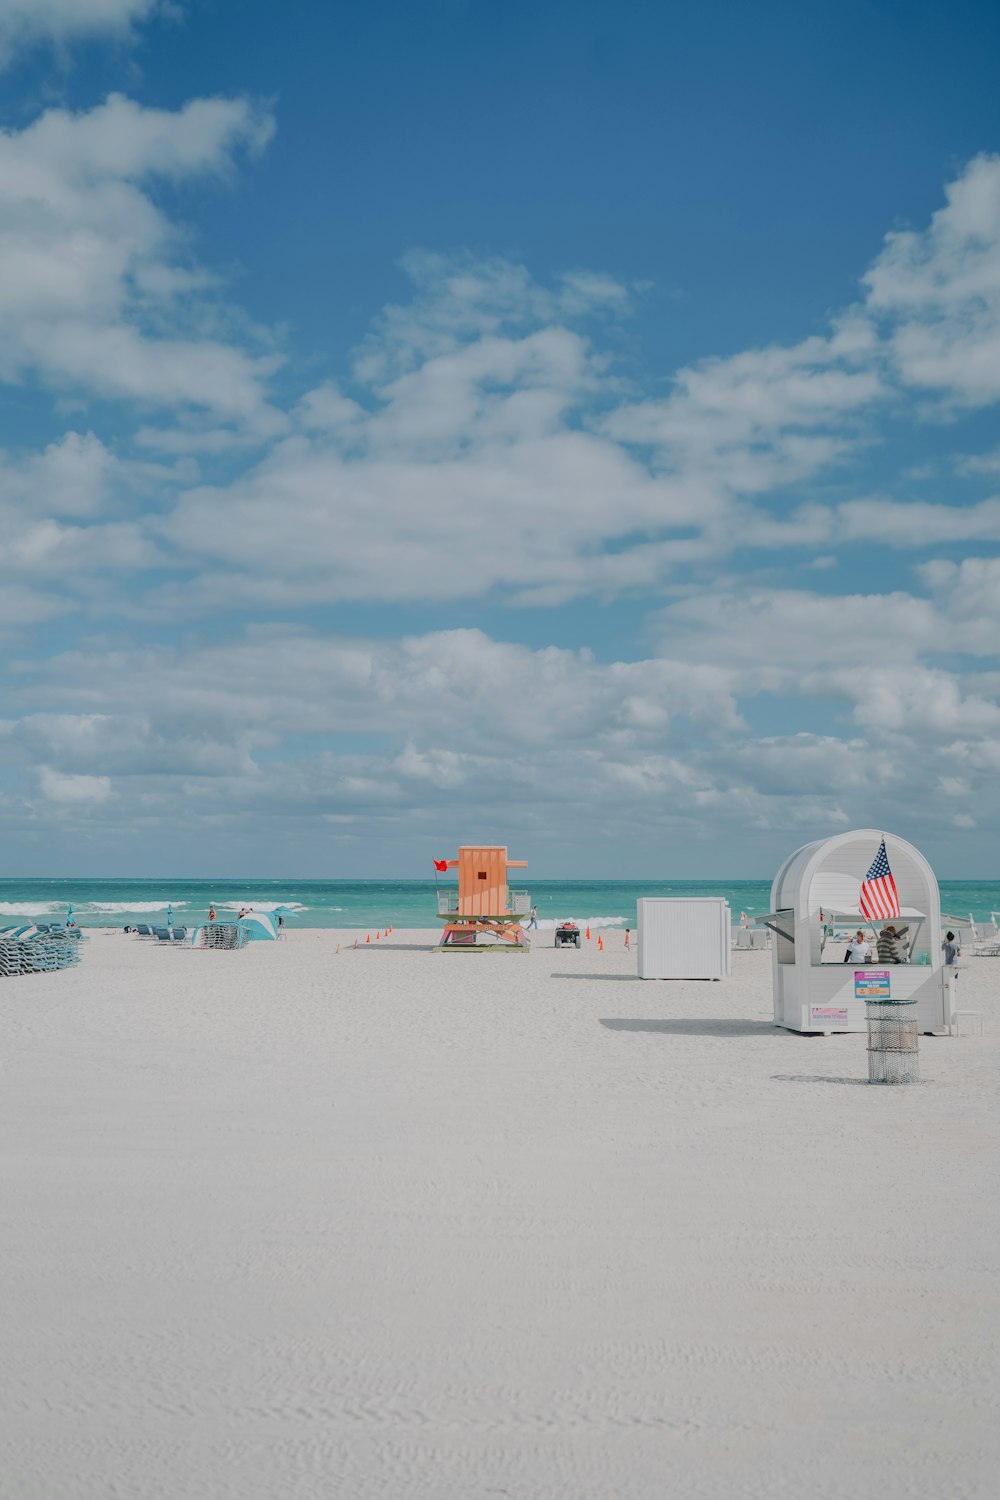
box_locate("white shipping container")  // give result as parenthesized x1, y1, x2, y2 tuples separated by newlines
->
(636, 898, 732, 980)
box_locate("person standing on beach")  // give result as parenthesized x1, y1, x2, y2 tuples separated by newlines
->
(942, 930, 960, 966)
(527, 906, 538, 929)
(208, 904, 216, 922)
(624, 928, 631, 950)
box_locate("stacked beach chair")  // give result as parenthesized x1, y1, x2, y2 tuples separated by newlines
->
(194, 923, 246, 950)
(0, 925, 83, 978)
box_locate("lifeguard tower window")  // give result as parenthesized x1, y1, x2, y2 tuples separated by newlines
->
(478, 871, 487, 880)
(775, 911, 795, 965)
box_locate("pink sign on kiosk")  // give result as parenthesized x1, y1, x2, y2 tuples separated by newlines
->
(855, 969, 891, 999)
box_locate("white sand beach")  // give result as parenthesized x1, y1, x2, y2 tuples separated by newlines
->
(2, 930, 998, 1499)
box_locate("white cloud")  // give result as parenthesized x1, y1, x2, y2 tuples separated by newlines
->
(653, 585, 942, 671)
(604, 321, 886, 493)
(0, 431, 116, 517)
(864, 153, 1000, 406)
(36, 766, 112, 803)
(960, 446, 1000, 475)
(0, 148, 984, 619)
(0, 94, 281, 429)
(354, 249, 633, 386)
(4, 605, 997, 864)
(0, 0, 162, 65)
(2, 139, 1000, 868)
(837, 494, 1000, 546)
(0, 582, 69, 630)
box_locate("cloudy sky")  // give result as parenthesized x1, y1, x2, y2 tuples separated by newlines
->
(2, 0, 1000, 878)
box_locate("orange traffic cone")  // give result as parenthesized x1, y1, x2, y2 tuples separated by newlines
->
(366, 934, 371, 943)
(598, 934, 604, 951)
(376, 930, 381, 940)
(585, 926, 591, 941)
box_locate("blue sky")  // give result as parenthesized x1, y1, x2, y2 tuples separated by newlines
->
(1, 0, 999, 878)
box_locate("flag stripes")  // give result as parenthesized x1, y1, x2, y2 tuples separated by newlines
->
(859, 838, 901, 921)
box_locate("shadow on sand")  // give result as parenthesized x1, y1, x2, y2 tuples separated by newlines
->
(363, 942, 436, 952)
(771, 1073, 869, 1085)
(552, 972, 638, 982)
(600, 1018, 784, 1038)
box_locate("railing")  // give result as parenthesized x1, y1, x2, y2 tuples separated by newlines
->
(436, 888, 531, 916)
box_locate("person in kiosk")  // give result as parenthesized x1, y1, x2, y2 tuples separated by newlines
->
(876, 923, 910, 964)
(843, 929, 873, 964)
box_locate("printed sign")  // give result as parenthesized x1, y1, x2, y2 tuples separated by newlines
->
(854, 969, 891, 999)
(810, 1005, 849, 1026)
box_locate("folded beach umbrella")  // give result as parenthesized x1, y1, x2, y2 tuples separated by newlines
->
(66, 902, 74, 924)
(167, 903, 174, 928)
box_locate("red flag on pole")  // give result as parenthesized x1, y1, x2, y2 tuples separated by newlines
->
(433, 859, 448, 872)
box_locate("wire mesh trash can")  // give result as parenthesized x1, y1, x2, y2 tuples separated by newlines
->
(866, 997, 919, 1084)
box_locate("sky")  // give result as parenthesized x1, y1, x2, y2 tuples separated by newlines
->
(1, 0, 999, 879)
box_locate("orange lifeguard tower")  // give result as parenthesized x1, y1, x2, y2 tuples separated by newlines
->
(434, 845, 531, 952)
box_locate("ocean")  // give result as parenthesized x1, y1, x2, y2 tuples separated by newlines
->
(1, 878, 998, 930)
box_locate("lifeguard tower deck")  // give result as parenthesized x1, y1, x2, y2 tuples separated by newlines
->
(434, 846, 531, 952)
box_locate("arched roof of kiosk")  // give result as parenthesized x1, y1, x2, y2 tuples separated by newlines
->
(770, 828, 938, 917)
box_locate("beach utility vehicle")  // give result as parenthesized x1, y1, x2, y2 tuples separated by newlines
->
(434, 845, 530, 952)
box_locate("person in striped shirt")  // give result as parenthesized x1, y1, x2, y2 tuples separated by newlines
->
(876, 923, 910, 964)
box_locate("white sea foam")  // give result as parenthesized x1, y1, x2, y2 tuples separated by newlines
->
(216, 900, 308, 913)
(85, 901, 189, 914)
(0, 902, 63, 916)
(535, 914, 626, 931)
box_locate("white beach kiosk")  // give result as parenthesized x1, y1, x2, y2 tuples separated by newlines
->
(765, 829, 948, 1035)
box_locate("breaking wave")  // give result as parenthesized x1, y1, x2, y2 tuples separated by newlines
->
(535, 914, 627, 931)
(0, 902, 63, 916)
(87, 901, 189, 913)
(215, 900, 308, 913)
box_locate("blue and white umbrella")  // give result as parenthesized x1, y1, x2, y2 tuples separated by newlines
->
(238, 912, 278, 942)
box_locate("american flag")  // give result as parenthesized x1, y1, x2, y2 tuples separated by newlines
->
(859, 838, 901, 921)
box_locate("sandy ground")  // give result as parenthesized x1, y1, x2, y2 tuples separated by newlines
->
(1, 928, 998, 1500)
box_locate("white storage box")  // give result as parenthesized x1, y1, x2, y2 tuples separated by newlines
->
(636, 898, 732, 980)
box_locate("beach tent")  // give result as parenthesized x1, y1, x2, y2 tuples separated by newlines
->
(237, 912, 278, 942)
(764, 828, 946, 1034)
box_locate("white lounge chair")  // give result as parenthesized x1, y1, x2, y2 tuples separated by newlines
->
(968, 914, 1000, 957)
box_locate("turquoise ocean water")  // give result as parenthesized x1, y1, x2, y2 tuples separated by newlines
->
(1, 878, 998, 930)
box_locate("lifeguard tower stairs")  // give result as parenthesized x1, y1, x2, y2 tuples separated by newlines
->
(434, 845, 531, 953)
